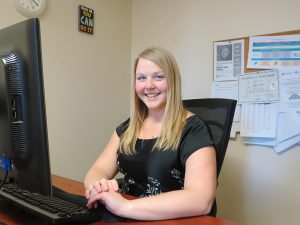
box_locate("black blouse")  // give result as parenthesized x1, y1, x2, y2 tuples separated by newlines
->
(116, 115, 214, 198)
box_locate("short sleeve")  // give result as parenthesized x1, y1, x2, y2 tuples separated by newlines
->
(180, 116, 215, 166)
(116, 118, 130, 137)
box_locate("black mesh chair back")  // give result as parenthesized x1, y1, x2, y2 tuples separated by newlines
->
(183, 98, 236, 177)
(183, 98, 237, 216)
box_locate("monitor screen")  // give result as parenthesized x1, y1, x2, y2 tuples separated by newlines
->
(0, 18, 51, 195)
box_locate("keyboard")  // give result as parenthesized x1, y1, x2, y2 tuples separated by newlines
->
(0, 183, 109, 224)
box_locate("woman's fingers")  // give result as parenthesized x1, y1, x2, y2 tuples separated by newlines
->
(93, 180, 102, 192)
(98, 178, 119, 192)
(87, 192, 104, 208)
(99, 178, 109, 192)
(110, 179, 119, 192)
(86, 179, 120, 208)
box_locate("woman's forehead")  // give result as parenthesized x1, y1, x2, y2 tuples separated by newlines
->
(136, 58, 162, 74)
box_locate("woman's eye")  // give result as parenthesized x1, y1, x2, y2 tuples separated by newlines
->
(136, 75, 146, 81)
(155, 74, 165, 80)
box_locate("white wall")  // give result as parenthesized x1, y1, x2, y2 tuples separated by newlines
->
(131, 1, 300, 225)
(40, 0, 131, 183)
(0, 0, 131, 181)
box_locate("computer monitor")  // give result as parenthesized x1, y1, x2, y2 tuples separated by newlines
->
(0, 18, 51, 195)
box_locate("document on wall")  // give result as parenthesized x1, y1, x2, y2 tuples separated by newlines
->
(214, 39, 244, 81)
(211, 81, 238, 100)
(244, 111, 300, 152)
(240, 102, 277, 138)
(247, 34, 300, 69)
(274, 134, 300, 153)
(278, 69, 300, 112)
(238, 69, 279, 103)
(211, 80, 240, 121)
(210, 80, 240, 138)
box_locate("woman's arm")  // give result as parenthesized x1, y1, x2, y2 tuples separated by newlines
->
(95, 145, 217, 220)
(84, 131, 120, 193)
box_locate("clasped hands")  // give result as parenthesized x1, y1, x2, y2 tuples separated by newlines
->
(85, 178, 129, 216)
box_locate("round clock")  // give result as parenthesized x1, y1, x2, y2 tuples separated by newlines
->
(11, 0, 47, 18)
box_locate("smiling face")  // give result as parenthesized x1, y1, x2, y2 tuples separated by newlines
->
(135, 58, 168, 114)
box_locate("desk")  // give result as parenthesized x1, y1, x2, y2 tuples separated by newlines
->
(0, 175, 242, 225)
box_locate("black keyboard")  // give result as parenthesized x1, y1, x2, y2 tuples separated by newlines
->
(0, 183, 106, 224)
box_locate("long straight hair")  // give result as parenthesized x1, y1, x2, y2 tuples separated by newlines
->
(119, 47, 187, 154)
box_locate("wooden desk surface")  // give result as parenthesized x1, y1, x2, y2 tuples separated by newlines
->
(0, 175, 242, 225)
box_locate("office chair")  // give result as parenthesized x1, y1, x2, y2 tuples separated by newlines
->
(183, 98, 237, 216)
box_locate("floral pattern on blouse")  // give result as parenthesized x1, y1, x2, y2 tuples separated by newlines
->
(118, 164, 186, 197)
(170, 168, 184, 188)
(139, 176, 161, 197)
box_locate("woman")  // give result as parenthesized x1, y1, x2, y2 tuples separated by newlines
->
(84, 47, 217, 220)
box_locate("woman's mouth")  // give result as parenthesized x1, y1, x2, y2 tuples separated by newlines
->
(145, 93, 160, 98)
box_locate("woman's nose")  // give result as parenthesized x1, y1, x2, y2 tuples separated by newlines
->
(145, 78, 155, 89)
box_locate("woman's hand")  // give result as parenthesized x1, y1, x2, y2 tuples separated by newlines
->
(87, 181, 130, 217)
(86, 178, 119, 209)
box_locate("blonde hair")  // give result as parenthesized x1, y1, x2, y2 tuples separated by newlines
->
(119, 47, 187, 154)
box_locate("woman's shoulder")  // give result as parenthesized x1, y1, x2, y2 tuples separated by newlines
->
(116, 118, 130, 136)
(185, 113, 205, 126)
(183, 113, 210, 134)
